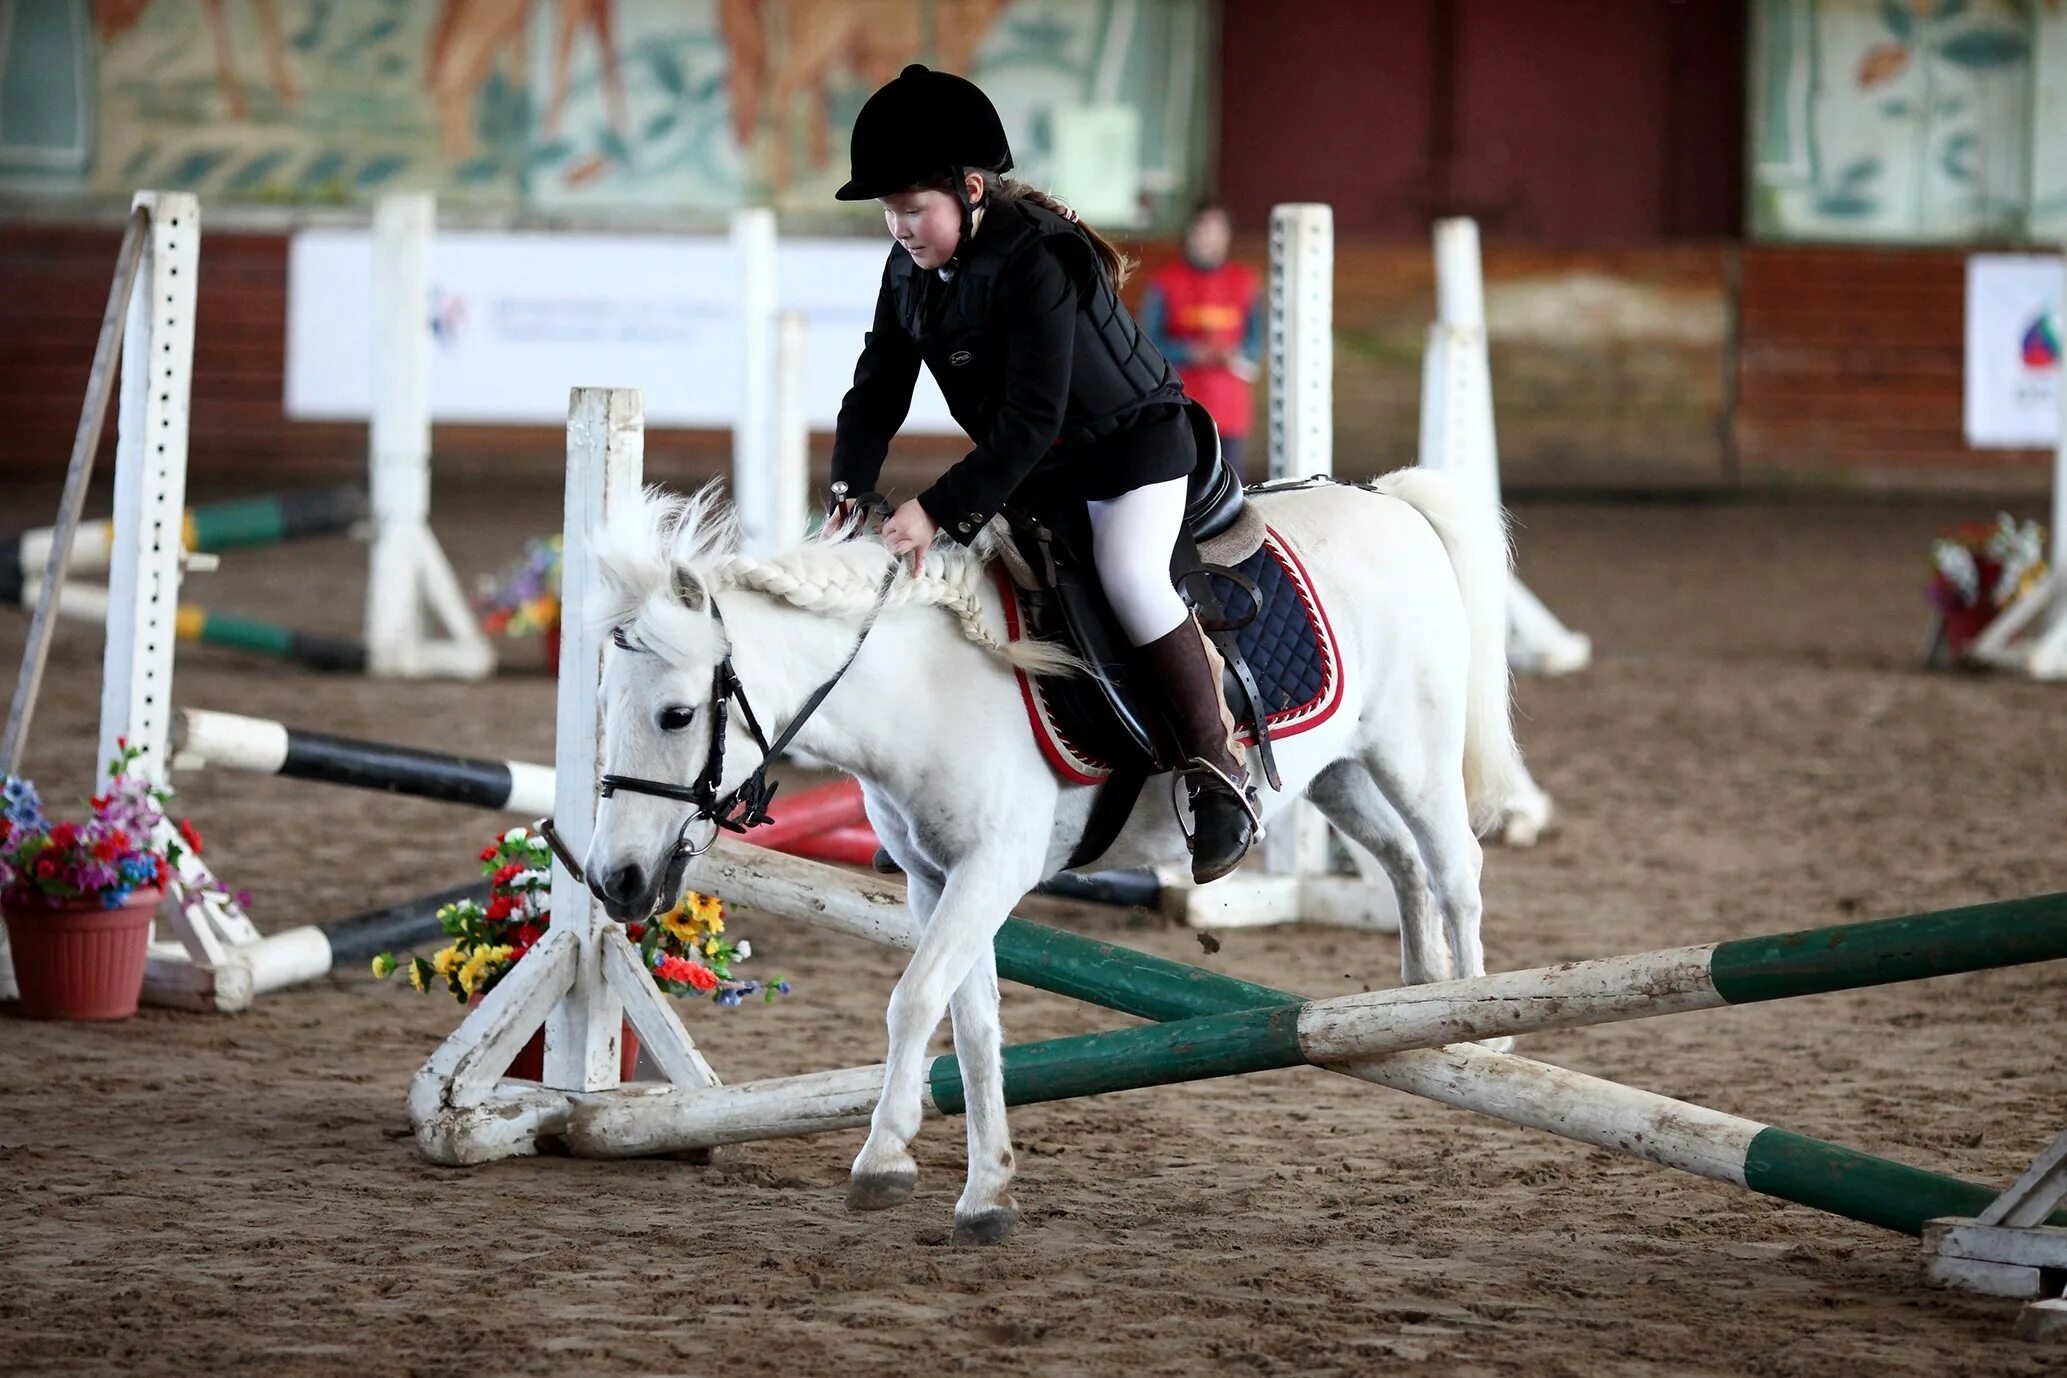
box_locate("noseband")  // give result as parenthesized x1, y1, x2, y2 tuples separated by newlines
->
(575, 495, 900, 887)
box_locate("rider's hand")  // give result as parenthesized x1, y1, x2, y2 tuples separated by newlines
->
(880, 498, 939, 574)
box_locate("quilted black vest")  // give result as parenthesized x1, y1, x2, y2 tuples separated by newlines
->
(885, 198, 1183, 449)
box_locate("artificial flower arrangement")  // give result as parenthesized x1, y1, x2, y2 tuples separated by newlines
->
(374, 825, 787, 1007)
(1, 741, 233, 1020)
(1926, 514, 2048, 664)
(1, 742, 186, 910)
(475, 536, 562, 642)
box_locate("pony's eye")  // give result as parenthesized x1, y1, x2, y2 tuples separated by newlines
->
(658, 706, 697, 732)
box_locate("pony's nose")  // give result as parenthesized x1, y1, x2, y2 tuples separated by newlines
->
(592, 862, 648, 918)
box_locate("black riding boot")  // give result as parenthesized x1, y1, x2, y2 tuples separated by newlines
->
(1141, 614, 1260, 884)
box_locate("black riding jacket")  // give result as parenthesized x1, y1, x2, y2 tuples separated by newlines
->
(830, 198, 1191, 544)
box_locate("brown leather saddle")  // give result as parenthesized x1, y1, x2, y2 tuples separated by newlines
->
(1000, 401, 1281, 869)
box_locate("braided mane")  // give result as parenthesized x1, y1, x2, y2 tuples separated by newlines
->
(589, 483, 1080, 677)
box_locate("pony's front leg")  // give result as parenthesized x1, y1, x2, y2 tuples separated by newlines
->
(847, 859, 1019, 1216)
(945, 947, 1016, 1244)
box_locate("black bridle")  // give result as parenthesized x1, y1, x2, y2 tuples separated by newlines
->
(579, 495, 900, 881)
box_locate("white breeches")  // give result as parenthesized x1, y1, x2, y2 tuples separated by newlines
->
(1087, 475, 1191, 646)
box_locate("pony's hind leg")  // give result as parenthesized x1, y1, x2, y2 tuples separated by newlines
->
(1355, 747, 1510, 1051)
(1305, 759, 1452, 985)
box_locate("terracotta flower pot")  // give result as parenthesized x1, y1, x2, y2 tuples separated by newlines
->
(3, 887, 161, 1021)
(468, 992, 639, 1081)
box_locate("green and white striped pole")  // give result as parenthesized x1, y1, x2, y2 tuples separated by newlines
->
(567, 846, 2066, 1236)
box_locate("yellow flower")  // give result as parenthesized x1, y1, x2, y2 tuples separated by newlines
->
(457, 943, 515, 996)
(659, 905, 698, 944)
(408, 961, 428, 993)
(432, 945, 464, 977)
(691, 893, 724, 933)
(370, 954, 396, 979)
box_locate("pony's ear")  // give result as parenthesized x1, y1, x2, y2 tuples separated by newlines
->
(669, 562, 708, 613)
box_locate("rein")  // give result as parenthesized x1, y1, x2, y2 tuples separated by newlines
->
(578, 494, 900, 882)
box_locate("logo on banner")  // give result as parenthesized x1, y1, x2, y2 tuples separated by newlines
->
(2021, 311, 2060, 371)
(429, 289, 468, 349)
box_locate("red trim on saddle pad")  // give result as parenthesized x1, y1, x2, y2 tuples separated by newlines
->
(992, 526, 1343, 785)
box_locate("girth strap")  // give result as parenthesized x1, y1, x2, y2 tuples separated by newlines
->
(1065, 764, 1148, 871)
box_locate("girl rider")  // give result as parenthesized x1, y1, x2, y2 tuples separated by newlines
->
(826, 65, 1258, 883)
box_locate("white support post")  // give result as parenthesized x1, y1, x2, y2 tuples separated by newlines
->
(1158, 204, 1392, 931)
(1267, 203, 1333, 482)
(542, 387, 638, 1091)
(410, 387, 719, 1165)
(732, 209, 781, 556)
(1420, 217, 1591, 678)
(88, 192, 258, 1013)
(773, 310, 810, 548)
(364, 192, 494, 681)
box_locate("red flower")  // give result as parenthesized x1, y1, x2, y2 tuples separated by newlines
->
(485, 894, 515, 922)
(109, 829, 129, 852)
(0, 819, 11, 843)
(479, 844, 499, 863)
(49, 822, 80, 851)
(492, 862, 524, 887)
(515, 923, 543, 947)
(655, 957, 719, 992)
(34, 856, 59, 879)
(509, 943, 531, 964)
(626, 922, 645, 942)
(178, 818, 204, 854)
(155, 858, 172, 885)
(93, 840, 121, 863)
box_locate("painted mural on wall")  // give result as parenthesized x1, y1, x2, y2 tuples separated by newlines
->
(1751, 0, 2067, 244)
(0, 0, 1208, 224)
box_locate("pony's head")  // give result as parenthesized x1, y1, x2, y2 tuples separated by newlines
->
(582, 484, 740, 920)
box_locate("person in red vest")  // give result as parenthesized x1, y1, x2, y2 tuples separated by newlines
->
(1142, 203, 1263, 479)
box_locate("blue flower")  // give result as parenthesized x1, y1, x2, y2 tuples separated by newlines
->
(100, 886, 131, 909)
(2, 776, 46, 830)
(775, 981, 792, 995)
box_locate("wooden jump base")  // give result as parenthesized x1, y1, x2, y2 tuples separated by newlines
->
(418, 836, 2067, 1244)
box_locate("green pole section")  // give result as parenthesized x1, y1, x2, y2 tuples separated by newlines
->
(929, 1003, 1306, 1116)
(186, 487, 367, 551)
(978, 914, 2050, 1236)
(1739, 1129, 2060, 1236)
(188, 611, 369, 673)
(1709, 892, 2067, 1006)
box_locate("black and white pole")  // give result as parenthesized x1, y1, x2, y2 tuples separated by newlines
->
(172, 708, 556, 815)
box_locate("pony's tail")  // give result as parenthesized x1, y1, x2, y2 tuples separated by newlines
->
(1363, 469, 1521, 834)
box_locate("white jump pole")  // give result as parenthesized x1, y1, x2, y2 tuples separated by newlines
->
(1420, 217, 1591, 678)
(364, 192, 494, 680)
(731, 209, 782, 557)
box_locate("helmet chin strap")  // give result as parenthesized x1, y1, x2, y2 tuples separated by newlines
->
(947, 166, 984, 268)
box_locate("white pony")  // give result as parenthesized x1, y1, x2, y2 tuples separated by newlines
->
(584, 470, 1519, 1244)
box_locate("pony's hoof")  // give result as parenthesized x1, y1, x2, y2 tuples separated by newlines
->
(845, 1166, 918, 1212)
(1476, 1034, 1516, 1054)
(951, 1203, 1018, 1246)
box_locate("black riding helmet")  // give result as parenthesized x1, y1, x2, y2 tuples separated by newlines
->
(836, 64, 1012, 251)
